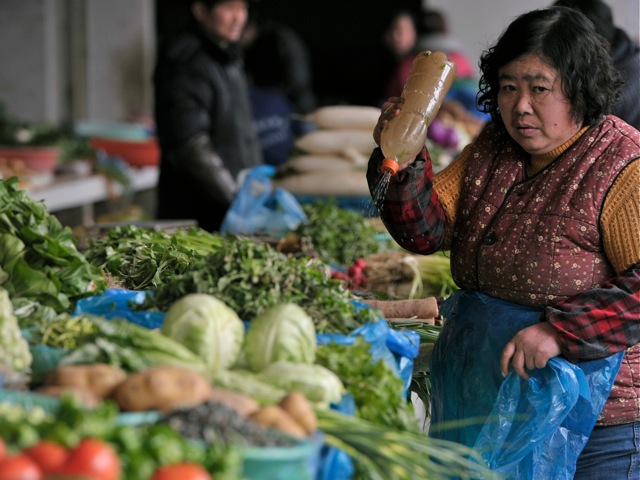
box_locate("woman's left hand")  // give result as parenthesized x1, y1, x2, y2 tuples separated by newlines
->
(500, 322, 562, 380)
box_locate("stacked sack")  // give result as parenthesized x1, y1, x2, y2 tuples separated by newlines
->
(274, 106, 380, 197)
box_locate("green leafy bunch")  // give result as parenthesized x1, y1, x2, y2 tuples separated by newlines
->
(295, 199, 382, 266)
(142, 235, 378, 334)
(0, 177, 106, 313)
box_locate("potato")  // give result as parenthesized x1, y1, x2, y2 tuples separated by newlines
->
(208, 387, 260, 417)
(250, 404, 308, 439)
(113, 366, 212, 412)
(37, 385, 102, 409)
(278, 391, 317, 435)
(45, 363, 127, 399)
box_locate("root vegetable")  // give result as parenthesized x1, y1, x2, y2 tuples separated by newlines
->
(278, 391, 317, 435)
(250, 404, 308, 439)
(305, 105, 381, 130)
(273, 170, 369, 197)
(207, 387, 260, 417)
(361, 297, 439, 320)
(113, 366, 212, 412)
(283, 154, 359, 173)
(294, 129, 376, 155)
(37, 385, 102, 409)
(44, 364, 127, 399)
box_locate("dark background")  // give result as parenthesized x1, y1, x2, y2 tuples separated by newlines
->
(155, 0, 422, 105)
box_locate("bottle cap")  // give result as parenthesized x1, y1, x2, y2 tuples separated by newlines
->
(381, 158, 399, 175)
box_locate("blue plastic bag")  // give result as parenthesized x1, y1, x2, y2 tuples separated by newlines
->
(429, 290, 623, 479)
(316, 394, 356, 480)
(73, 288, 165, 329)
(220, 165, 307, 237)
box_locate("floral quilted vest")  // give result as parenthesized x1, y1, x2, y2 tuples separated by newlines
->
(450, 116, 640, 425)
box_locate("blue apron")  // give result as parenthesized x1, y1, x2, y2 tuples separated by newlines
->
(429, 290, 623, 479)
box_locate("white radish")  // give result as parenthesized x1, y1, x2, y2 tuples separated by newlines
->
(273, 169, 370, 197)
(294, 129, 377, 155)
(306, 105, 381, 130)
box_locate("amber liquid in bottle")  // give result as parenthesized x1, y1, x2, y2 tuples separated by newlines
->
(380, 51, 457, 175)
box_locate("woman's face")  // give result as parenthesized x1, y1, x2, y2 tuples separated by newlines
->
(194, 0, 248, 44)
(386, 14, 417, 57)
(497, 54, 582, 156)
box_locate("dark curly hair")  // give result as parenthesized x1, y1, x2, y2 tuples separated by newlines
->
(477, 6, 623, 127)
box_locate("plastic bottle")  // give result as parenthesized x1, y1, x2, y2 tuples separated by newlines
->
(380, 51, 457, 175)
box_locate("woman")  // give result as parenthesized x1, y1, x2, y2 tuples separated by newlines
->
(367, 7, 639, 479)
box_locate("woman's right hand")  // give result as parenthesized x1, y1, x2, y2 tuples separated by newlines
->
(373, 96, 403, 146)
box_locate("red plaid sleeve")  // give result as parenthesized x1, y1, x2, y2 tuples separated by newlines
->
(366, 147, 446, 254)
(546, 261, 640, 361)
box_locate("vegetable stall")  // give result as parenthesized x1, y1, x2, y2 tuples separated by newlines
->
(0, 175, 492, 480)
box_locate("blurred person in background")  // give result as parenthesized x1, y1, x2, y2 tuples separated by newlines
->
(153, 0, 262, 232)
(346, 8, 419, 107)
(554, 0, 640, 129)
(242, 11, 317, 166)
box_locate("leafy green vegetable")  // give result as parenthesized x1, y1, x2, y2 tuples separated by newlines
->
(417, 252, 459, 297)
(293, 199, 382, 266)
(0, 177, 106, 313)
(59, 316, 208, 375)
(141, 235, 378, 334)
(162, 293, 245, 372)
(316, 337, 418, 432)
(244, 303, 316, 372)
(258, 361, 345, 406)
(0, 287, 31, 371)
(85, 225, 224, 291)
(213, 368, 286, 405)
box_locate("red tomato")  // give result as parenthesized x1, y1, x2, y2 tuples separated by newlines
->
(0, 453, 43, 480)
(23, 440, 69, 474)
(150, 463, 212, 480)
(53, 438, 120, 480)
(0, 437, 6, 461)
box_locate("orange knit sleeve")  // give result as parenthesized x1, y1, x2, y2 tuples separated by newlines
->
(600, 159, 640, 274)
(433, 145, 472, 249)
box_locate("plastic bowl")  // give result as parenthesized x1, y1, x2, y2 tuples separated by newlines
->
(0, 146, 59, 173)
(90, 137, 160, 167)
(76, 120, 151, 141)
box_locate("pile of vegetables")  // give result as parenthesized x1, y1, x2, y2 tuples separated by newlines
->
(0, 287, 31, 373)
(0, 398, 240, 480)
(139, 235, 377, 334)
(0, 176, 485, 479)
(0, 177, 106, 313)
(289, 199, 383, 266)
(84, 225, 224, 291)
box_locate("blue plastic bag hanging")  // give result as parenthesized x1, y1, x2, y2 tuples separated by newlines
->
(429, 290, 623, 479)
(220, 165, 307, 237)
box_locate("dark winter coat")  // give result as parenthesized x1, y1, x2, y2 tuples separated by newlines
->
(154, 23, 263, 231)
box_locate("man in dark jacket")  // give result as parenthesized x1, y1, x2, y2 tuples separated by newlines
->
(154, 0, 263, 231)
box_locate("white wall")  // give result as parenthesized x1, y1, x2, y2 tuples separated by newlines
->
(0, 0, 155, 125)
(0, 0, 637, 125)
(426, 0, 640, 70)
